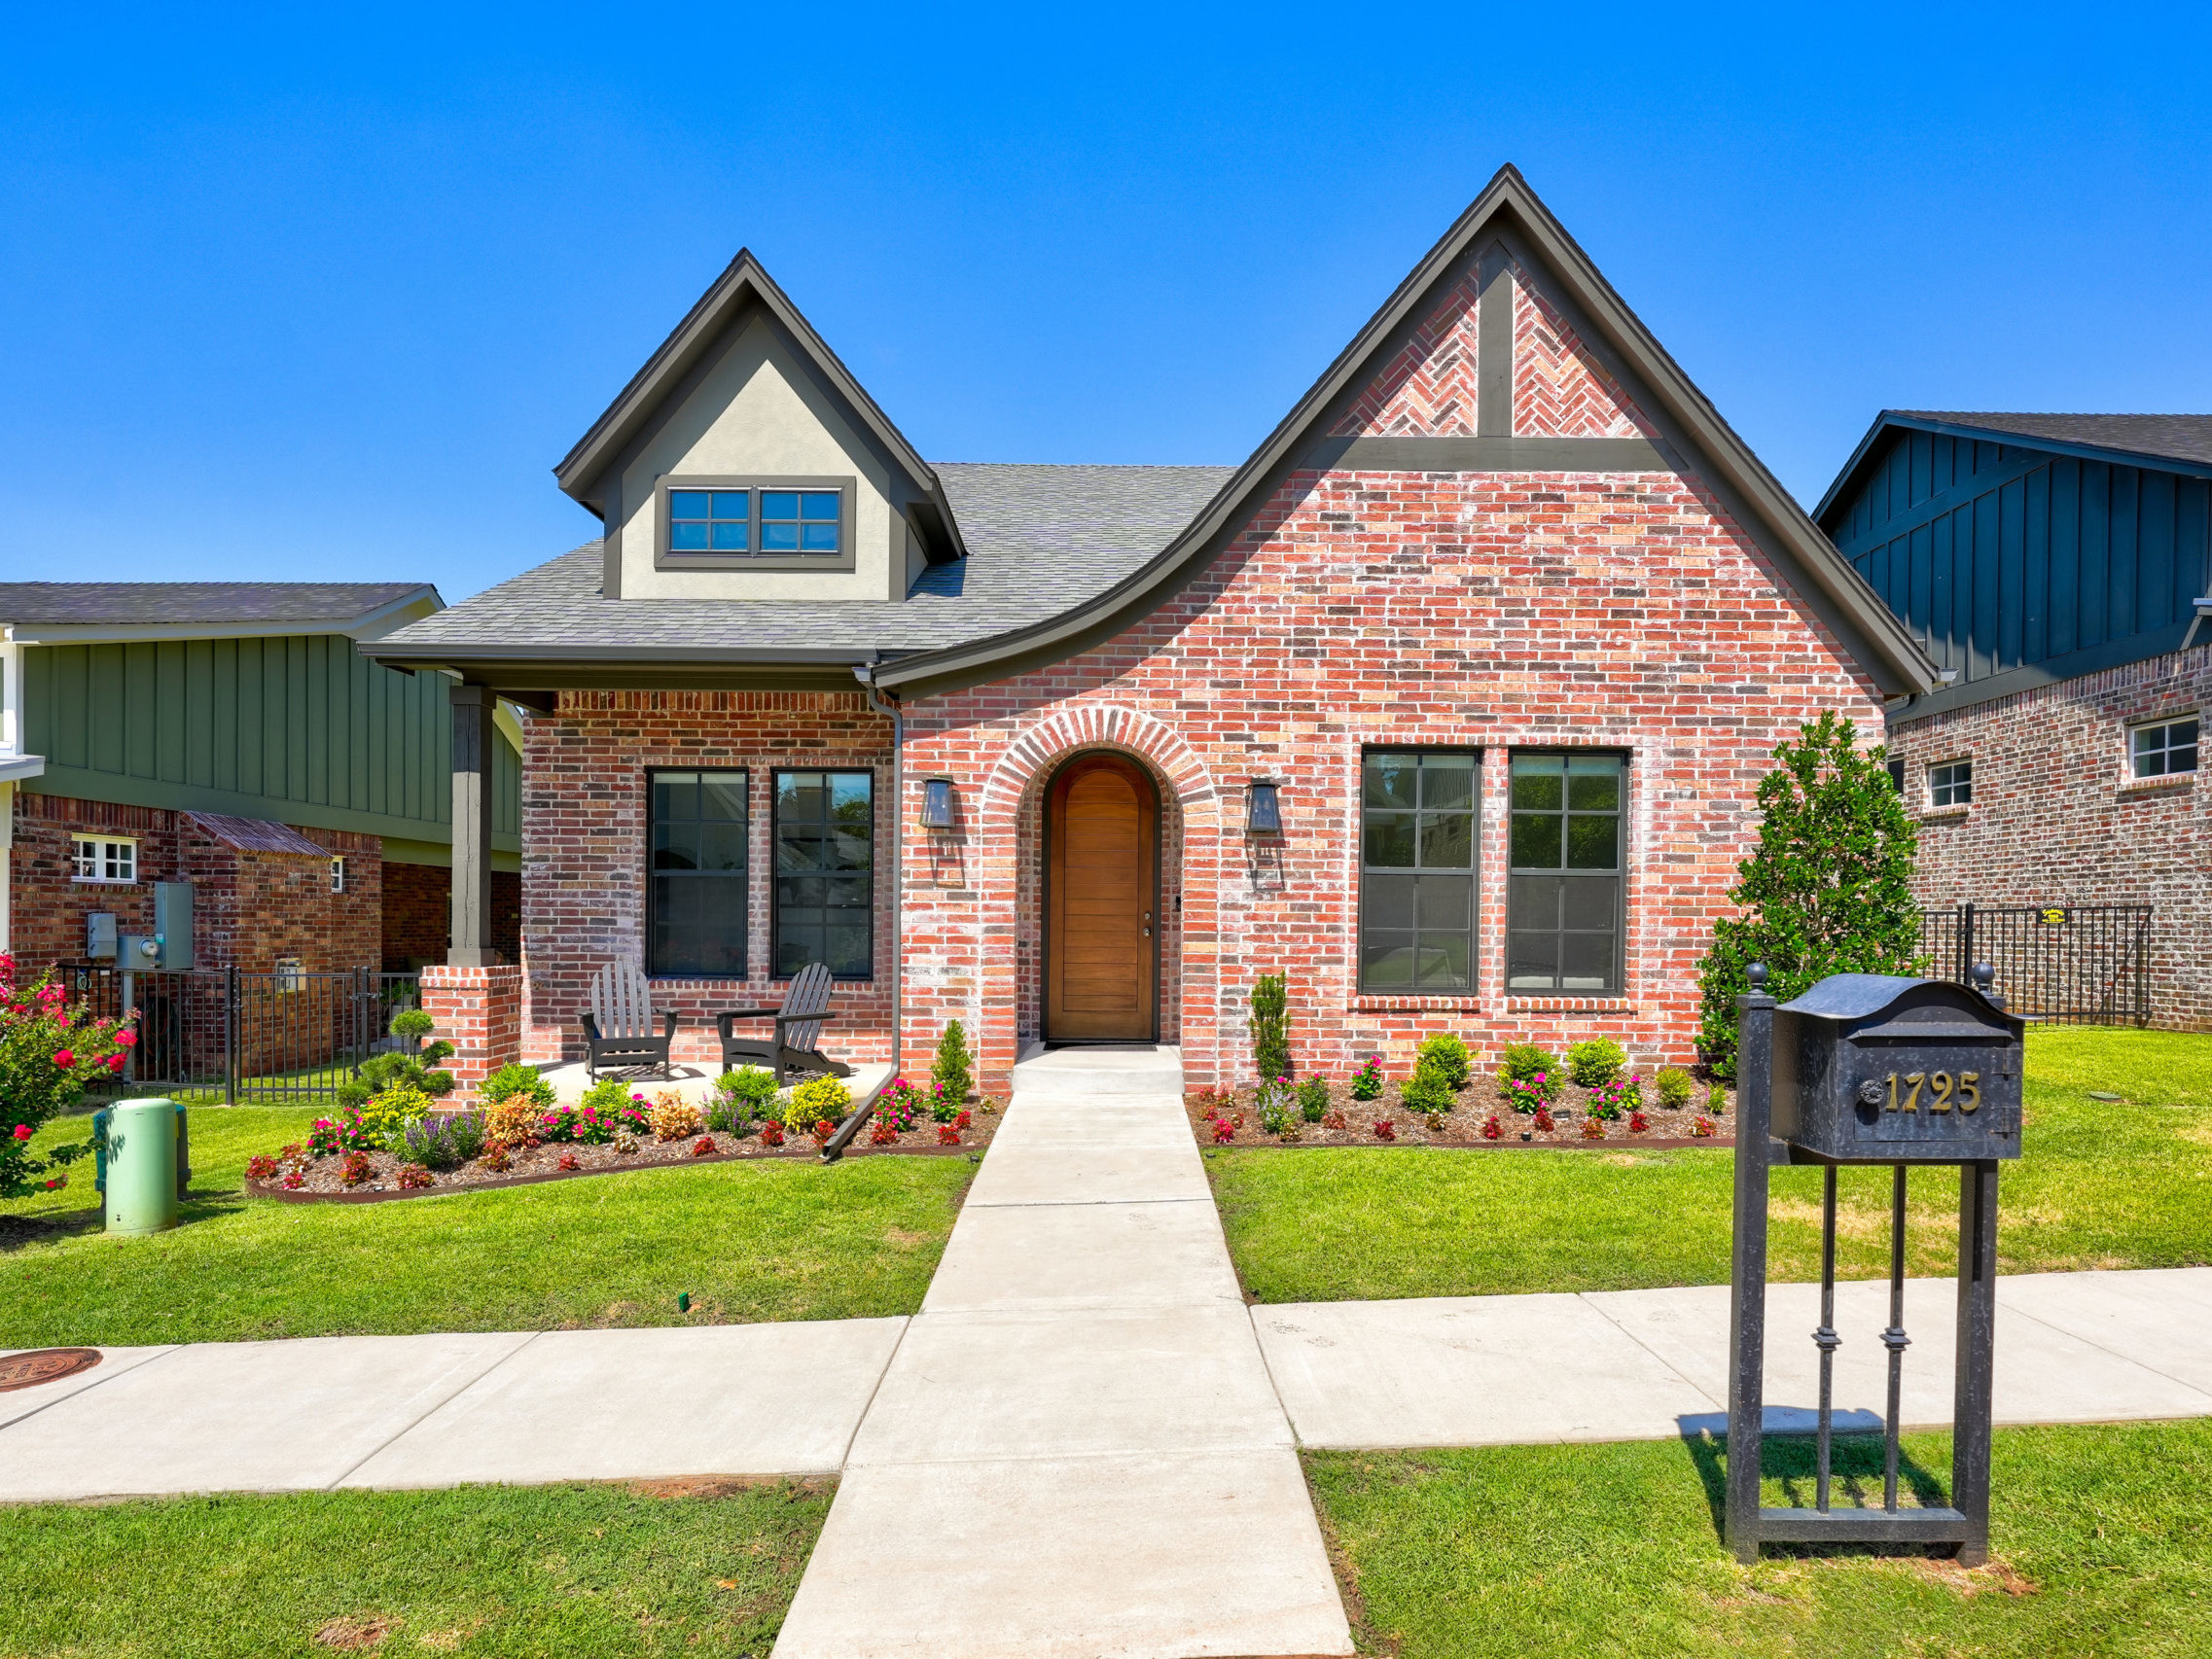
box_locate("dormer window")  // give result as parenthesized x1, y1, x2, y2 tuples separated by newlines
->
(657, 476, 854, 572)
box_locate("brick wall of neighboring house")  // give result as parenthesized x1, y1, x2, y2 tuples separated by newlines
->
(6, 794, 172, 969)
(1885, 645, 2211, 1030)
(379, 863, 522, 971)
(518, 694, 894, 1068)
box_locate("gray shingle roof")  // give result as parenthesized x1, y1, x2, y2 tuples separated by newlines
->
(378, 463, 1233, 658)
(0, 582, 429, 626)
(1897, 412, 2212, 470)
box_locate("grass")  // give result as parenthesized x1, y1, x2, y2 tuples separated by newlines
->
(1212, 1026, 2212, 1303)
(0, 1105, 973, 1347)
(1306, 1419, 2212, 1658)
(0, 1477, 829, 1657)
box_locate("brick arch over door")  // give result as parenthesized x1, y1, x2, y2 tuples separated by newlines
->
(973, 705, 1224, 1088)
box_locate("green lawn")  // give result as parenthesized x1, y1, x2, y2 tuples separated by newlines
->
(1308, 1419, 2212, 1658)
(0, 1478, 828, 1658)
(0, 1105, 972, 1347)
(1213, 1026, 2212, 1303)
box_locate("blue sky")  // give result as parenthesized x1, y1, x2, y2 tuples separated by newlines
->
(4, 4, 2208, 601)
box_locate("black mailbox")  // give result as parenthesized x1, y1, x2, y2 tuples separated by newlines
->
(1769, 973, 2024, 1163)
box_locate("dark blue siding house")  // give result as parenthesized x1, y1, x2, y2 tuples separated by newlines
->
(1817, 412, 2212, 1029)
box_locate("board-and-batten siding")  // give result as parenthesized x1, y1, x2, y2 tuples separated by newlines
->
(1827, 430, 2212, 688)
(23, 634, 519, 848)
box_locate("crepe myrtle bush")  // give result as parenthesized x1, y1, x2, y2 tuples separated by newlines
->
(1697, 711, 1923, 1079)
(0, 955, 136, 1200)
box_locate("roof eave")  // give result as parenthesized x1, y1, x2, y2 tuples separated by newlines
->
(3, 584, 443, 646)
(553, 252, 941, 510)
(879, 166, 1935, 698)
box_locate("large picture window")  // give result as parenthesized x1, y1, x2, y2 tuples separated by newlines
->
(1508, 752, 1623, 993)
(1359, 750, 1478, 992)
(649, 769, 749, 977)
(774, 770, 874, 978)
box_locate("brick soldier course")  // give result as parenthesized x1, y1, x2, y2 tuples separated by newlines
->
(376, 166, 1936, 1094)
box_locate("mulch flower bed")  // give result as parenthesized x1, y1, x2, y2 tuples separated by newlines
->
(1187, 1076, 1735, 1149)
(248, 1100, 1002, 1201)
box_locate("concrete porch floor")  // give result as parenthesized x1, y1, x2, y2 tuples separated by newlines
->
(532, 1057, 894, 1108)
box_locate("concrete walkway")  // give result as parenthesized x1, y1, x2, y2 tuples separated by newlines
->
(769, 1044, 1356, 1659)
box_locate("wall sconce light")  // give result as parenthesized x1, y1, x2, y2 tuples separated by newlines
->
(1245, 778, 1282, 835)
(920, 777, 956, 830)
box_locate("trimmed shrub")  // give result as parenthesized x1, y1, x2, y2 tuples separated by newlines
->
(1695, 711, 1922, 1078)
(484, 1096, 541, 1147)
(786, 1073, 851, 1132)
(478, 1062, 554, 1112)
(1400, 1061, 1455, 1117)
(1249, 974, 1291, 1083)
(933, 1022, 975, 1103)
(1656, 1067, 1695, 1110)
(1566, 1040, 1625, 1090)
(1413, 1033, 1471, 1090)
(1497, 1043, 1558, 1085)
(649, 1092, 704, 1141)
(390, 1006, 436, 1044)
(581, 1076, 638, 1114)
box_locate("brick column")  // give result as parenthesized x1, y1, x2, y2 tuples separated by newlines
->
(420, 962, 522, 1103)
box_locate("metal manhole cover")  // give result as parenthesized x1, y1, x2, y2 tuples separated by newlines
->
(0, 1348, 102, 1393)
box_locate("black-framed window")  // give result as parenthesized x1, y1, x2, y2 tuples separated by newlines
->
(658, 476, 853, 571)
(1885, 758, 1907, 794)
(773, 770, 874, 978)
(649, 769, 749, 977)
(1930, 759, 1973, 807)
(2131, 717, 2198, 778)
(1359, 750, 1477, 992)
(1508, 752, 1623, 993)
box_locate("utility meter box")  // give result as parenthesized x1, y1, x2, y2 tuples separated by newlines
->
(117, 882, 195, 972)
(1770, 973, 2024, 1163)
(87, 912, 118, 960)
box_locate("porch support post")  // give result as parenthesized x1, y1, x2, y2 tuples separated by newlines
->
(448, 683, 498, 967)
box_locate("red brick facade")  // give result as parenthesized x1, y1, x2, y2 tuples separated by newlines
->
(1885, 645, 2210, 1030)
(517, 692, 894, 1068)
(380, 861, 521, 971)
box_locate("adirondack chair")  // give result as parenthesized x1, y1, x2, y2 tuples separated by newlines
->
(716, 961, 851, 1085)
(580, 962, 678, 1079)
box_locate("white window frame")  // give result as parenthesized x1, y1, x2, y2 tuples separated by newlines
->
(2129, 715, 2199, 779)
(1928, 759, 1973, 809)
(330, 856, 347, 893)
(72, 835, 138, 883)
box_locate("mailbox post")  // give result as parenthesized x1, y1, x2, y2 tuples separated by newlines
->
(1727, 963, 2023, 1567)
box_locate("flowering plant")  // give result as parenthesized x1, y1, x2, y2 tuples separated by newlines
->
(1532, 1107, 1555, 1134)
(339, 1151, 374, 1187)
(1255, 1076, 1295, 1137)
(953, 1109, 971, 1131)
(1585, 1075, 1642, 1122)
(869, 1118, 900, 1147)
(1350, 1056, 1384, 1101)
(1373, 1118, 1396, 1142)
(1210, 1116, 1235, 1145)
(1481, 1114, 1503, 1141)
(874, 1090, 920, 1133)
(929, 1081, 963, 1125)
(1581, 1115, 1607, 1139)
(307, 1111, 382, 1157)
(759, 1121, 785, 1147)
(1691, 1114, 1717, 1138)
(1627, 1109, 1649, 1134)
(397, 1164, 435, 1189)
(1499, 1069, 1550, 1114)
(691, 1136, 716, 1157)
(937, 1124, 961, 1146)
(0, 956, 135, 1199)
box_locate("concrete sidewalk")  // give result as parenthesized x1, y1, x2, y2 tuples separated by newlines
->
(769, 1044, 1356, 1659)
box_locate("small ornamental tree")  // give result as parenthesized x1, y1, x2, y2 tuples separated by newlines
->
(1249, 974, 1290, 1082)
(1696, 711, 1923, 1078)
(0, 955, 137, 1199)
(932, 1020, 974, 1103)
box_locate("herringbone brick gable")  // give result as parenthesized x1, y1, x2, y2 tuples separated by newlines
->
(1512, 260, 1652, 439)
(1331, 270, 1481, 437)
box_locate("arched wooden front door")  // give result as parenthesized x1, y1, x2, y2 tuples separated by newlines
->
(1046, 754, 1159, 1042)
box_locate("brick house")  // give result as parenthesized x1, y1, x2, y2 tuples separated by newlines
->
(1817, 413, 2211, 1028)
(0, 583, 523, 979)
(371, 166, 1934, 1096)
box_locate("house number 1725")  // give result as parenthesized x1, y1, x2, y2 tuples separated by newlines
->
(1885, 1071, 1981, 1113)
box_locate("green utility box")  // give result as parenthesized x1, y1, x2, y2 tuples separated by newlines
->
(94, 1098, 190, 1235)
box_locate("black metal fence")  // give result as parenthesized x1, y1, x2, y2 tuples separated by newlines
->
(1917, 903, 2152, 1027)
(60, 966, 421, 1104)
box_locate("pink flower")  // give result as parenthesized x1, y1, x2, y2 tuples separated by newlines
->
(106, 1054, 125, 1072)
(11, 1124, 30, 1140)
(116, 1029, 138, 1047)
(52, 1049, 74, 1068)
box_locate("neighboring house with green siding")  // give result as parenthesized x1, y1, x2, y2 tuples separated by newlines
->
(0, 582, 521, 974)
